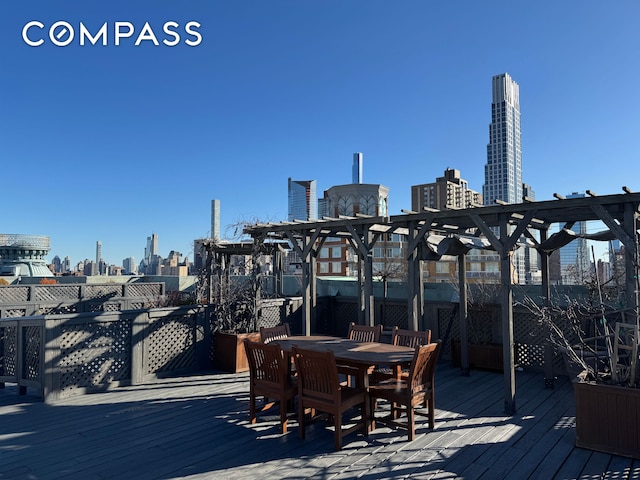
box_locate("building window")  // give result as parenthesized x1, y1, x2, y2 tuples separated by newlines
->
(436, 262, 450, 274)
(331, 262, 341, 273)
(319, 262, 329, 273)
(319, 247, 329, 259)
(331, 246, 342, 258)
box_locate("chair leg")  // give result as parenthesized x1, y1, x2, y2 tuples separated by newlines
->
(298, 401, 306, 440)
(334, 411, 342, 451)
(280, 399, 288, 434)
(428, 395, 435, 430)
(407, 403, 415, 441)
(249, 391, 257, 425)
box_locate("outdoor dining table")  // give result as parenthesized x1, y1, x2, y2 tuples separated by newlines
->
(274, 335, 416, 432)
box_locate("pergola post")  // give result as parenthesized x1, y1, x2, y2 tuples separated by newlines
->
(623, 203, 639, 311)
(499, 220, 516, 415)
(356, 253, 365, 325)
(364, 232, 375, 327)
(539, 228, 555, 388)
(406, 219, 431, 331)
(458, 253, 470, 376)
(345, 224, 379, 327)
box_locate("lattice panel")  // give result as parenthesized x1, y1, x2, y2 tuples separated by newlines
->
(1, 326, 18, 377)
(58, 320, 132, 395)
(468, 309, 496, 344)
(37, 305, 78, 315)
(334, 301, 359, 337)
(515, 343, 545, 367)
(103, 303, 121, 312)
(380, 303, 408, 330)
(286, 302, 303, 335)
(36, 285, 80, 302)
(88, 302, 105, 313)
(4, 309, 26, 318)
(315, 298, 331, 335)
(84, 285, 121, 299)
(128, 283, 163, 297)
(0, 286, 30, 303)
(514, 309, 546, 345)
(438, 306, 458, 357)
(22, 326, 42, 381)
(146, 314, 195, 375)
(130, 302, 145, 310)
(260, 304, 284, 329)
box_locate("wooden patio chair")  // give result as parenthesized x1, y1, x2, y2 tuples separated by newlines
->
(392, 327, 432, 348)
(260, 324, 291, 344)
(347, 322, 383, 342)
(339, 323, 383, 386)
(244, 339, 297, 434)
(292, 346, 368, 451)
(371, 327, 433, 384)
(369, 340, 442, 441)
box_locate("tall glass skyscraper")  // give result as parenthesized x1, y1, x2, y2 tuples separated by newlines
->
(483, 73, 522, 206)
(483, 73, 531, 283)
(560, 192, 590, 284)
(288, 178, 317, 221)
(352, 152, 363, 184)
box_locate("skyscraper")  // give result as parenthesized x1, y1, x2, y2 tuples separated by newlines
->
(560, 192, 590, 284)
(96, 241, 102, 266)
(288, 178, 317, 221)
(483, 73, 522, 206)
(145, 233, 158, 264)
(352, 152, 363, 184)
(211, 199, 220, 240)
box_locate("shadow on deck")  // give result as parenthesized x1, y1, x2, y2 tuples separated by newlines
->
(1, 361, 638, 479)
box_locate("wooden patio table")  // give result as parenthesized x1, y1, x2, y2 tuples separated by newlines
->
(274, 335, 416, 432)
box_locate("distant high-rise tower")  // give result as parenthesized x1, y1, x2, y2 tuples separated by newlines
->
(288, 178, 317, 221)
(560, 192, 590, 284)
(483, 73, 522, 206)
(96, 241, 102, 266)
(352, 152, 363, 184)
(145, 234, 158, 264)
(211, 199, 221, 240)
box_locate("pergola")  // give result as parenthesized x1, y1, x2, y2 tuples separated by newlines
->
(245, 191, 640, 413)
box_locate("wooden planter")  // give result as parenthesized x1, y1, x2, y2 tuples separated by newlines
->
(214, 332, 260, 373)
(451, 341, 505, 371)
(574, 381, 640, 459)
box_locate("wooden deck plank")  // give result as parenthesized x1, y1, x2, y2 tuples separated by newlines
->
(0, 363, 635, 480)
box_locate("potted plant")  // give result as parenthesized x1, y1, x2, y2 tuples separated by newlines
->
(200, 238, 263, 373)
(523, 293, 640, 459)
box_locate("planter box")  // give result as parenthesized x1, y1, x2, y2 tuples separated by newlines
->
(214, 332, 260, 373)
(451, 341, 505, 371)
(574, 382, 640, 459)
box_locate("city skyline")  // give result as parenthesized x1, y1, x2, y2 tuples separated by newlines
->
(2, 1, 639, 265)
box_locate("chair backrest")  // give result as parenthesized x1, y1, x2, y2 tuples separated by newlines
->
(260, 324, 291, 344)
(407, 340, 442, 394)
(244, 339, 289, 387)
(292, 346, 341, 407)
(347, 322, 382, 343)
(392, 327, 432, 348)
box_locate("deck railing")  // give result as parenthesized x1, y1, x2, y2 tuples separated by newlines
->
(0, 297, 303, 402)
(2, 294, 579, 402)
(0, 283, 165, 317)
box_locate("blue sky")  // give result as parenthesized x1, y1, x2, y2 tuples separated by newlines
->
(2, 1, 638, 266)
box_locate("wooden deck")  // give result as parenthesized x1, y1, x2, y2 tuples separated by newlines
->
(1, 362, 639, 480)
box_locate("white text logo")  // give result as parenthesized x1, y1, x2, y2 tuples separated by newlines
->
(22, 21, 202, 47)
